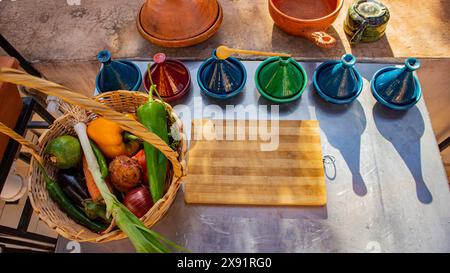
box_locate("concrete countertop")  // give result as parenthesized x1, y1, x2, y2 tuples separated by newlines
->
(0, 0, 449, 62)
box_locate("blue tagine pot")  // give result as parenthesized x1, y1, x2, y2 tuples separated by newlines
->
(313, 54, 363, 104)
(371, 58, 422, 110)
(197, 49, 247, 100)
(96, 50, 142, 93)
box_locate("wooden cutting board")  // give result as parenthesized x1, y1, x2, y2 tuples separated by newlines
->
(184, 119, 326, 206)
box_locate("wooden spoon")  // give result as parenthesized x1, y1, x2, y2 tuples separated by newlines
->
(216, 45, 291, 60)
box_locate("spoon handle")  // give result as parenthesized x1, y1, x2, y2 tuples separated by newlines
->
(231, 48, 291, 58)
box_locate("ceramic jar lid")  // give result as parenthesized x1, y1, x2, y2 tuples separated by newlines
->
(96, 50, 142, 93)
(137, 0, 223, 47)
(255, 57, 307, 103)
(313, 54, 363, 104)
(371, 58, 422, 110)
(144, 53, 191, 102)
(354, 0, 388, 19)
(197, 49, 247, 99)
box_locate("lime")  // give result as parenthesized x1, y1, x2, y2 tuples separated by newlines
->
(45, 135, 82, 169)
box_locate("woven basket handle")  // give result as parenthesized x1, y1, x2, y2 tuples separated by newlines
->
(0, 122, 44, 166)
(0, 68, 183, 178)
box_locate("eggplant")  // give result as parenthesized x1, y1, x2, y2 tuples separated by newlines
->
(56, 169, 90, 206)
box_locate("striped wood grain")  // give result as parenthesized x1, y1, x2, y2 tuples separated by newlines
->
(184, 120, 326, 206)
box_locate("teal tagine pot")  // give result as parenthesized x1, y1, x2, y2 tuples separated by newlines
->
(197, 49, 247, 100)
(313, 54, 363, 104)
(95, 50, 142, 93)
(371, 58, 422, 110)
(255, 56, 307, 104)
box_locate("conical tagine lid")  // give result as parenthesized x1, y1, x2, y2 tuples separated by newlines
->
(139, 0, 219, 40)
(197, 50, 247, 99)
(371, 58, 422, 110)
(255, 57, 307, 103)
(96, 50, 142, 92)
(313, 54, 363, 104)
(144, 53, 191, 101)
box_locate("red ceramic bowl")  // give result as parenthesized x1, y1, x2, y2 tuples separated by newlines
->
(143, 54, 191, 102)
(269, 0, 344, 48)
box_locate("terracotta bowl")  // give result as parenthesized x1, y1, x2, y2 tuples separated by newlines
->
(137, 0, 223, 48)
(269, 0, 344, 48)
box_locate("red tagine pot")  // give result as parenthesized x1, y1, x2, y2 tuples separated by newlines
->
(144, 53, 191, 102)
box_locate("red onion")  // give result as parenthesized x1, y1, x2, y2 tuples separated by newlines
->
(123, 185, 153, 218)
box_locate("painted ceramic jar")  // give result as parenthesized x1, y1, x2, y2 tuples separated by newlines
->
(344, 0, 390, 44)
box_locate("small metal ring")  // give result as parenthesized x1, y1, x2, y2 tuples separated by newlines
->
(323, 155, 336, 164)
(323, 155, 337, 180)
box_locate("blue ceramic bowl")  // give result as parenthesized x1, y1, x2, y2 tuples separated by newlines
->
(197, 50, 247, 100)
(313, 59, 363, 105)
(371, 67, 422, 110)
(96, 60, 142, 93)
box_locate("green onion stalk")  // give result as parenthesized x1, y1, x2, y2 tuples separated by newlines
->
(74, 122, 188, 253)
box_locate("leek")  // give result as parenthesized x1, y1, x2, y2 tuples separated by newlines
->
(74, 122, 188, 253)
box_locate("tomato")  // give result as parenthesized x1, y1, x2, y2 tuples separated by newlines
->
(132, 149, 147, 181)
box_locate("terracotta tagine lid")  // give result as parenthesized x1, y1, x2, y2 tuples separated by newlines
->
(144, 53, 191, 102)
(137, 0, 222, 47)
(255, 57, 307, 103)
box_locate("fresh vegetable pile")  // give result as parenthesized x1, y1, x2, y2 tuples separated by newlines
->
(41, 70, 186, 252)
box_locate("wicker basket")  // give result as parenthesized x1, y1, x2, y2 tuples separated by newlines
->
(0, 68, 188, 243)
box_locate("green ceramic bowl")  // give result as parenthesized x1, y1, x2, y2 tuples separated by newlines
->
(255, 57, 307, 104)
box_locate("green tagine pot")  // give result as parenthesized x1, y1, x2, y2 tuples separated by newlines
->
(344, 0, 390, 44)
(255, 57, 307, 103)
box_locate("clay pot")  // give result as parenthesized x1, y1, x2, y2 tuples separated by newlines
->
(143, 53, 191, 102)
(95, 50, 142, 93)
(371, 58, 422, 110)
(269, 0, 344, 48)
(255, 56, 307, 103)
(313, 54, 363, 104)
(137, 0, 223, 48)
(197, 50, 247, 100)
